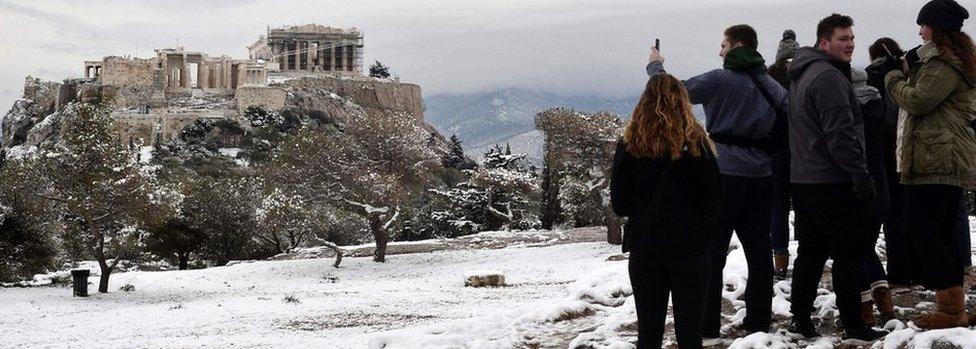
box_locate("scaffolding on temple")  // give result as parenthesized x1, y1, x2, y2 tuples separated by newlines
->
(249, 24, 365, 74)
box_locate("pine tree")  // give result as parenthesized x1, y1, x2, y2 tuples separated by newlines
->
(443, 134, 475, 170)
(369, 60, 391, 79)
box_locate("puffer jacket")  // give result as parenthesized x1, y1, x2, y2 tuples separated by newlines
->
(885, 41, 976, 189)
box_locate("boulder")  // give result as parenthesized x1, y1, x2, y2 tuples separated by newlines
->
(464, 270, 506, 287)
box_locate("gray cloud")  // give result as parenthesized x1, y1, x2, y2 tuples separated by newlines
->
(1, 0, 975, 111)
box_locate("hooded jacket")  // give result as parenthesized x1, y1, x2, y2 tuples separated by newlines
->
(853, 68, 891, 215)
(786, 47, 870, 185)
(884, 41, 976, 189)
(647, 46, 788, 178)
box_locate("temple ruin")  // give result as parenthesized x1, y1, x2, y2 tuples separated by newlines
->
(248, 24, 364, 73)
(63, 24, 418, 146)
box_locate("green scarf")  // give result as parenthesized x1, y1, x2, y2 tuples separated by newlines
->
(723, 46, 766, 71)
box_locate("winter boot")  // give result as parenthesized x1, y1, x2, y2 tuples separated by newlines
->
(914, 286, 970, 329)
(773, 253, 790, 280)
(872, 287, 897, 324)
(860, 301, 877, 327)
(963, 267, 976, 291)
(788, 318, 820, 339)
(842, 325, 887, 344)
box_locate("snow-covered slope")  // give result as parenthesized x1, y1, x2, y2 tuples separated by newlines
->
(466, 130, 545, 166)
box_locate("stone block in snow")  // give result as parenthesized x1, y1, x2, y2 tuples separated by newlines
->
(464, 270, 506, 287)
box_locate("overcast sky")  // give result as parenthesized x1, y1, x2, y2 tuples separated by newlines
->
(1, 0, 975, 111)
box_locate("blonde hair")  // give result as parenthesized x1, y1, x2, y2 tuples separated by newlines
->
(623, 73, 715, 159)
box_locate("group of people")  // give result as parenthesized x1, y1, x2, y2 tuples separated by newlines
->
(610, 0, 976, 347)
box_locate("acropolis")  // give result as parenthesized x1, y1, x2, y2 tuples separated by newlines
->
(59, 24, 419, 145)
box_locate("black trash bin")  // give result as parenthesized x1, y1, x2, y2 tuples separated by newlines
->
(71, 269, 89, 297)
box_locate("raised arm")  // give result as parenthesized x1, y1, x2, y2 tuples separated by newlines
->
(885, 60, 960, 116)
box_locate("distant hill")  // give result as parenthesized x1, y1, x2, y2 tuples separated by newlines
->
(425, 88, 636, 152)
(466, 130, 545, 166)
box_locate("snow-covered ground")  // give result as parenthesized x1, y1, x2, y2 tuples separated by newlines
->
(0, 238, 618, 348)
(3, 218, 976, 348)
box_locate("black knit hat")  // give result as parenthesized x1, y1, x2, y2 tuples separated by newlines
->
(917, 0, 969, 32)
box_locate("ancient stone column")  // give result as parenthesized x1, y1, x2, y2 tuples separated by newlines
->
(328, 47, 335, 71)
(325, 48, 335, 71)
(198, 63, 209, 89)
(289, 41, 297, 70)
(347, 45, 355, 72)
(316, 42, 325, 70)
(305, 41, 314, 71)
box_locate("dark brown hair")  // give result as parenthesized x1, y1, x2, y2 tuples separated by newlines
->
(868, 37, 905, 61)
(724, 25, 758, 49)
(624, 74, 715, 159)
(932, 28, 976, 75)
(816, 13, 854, 44)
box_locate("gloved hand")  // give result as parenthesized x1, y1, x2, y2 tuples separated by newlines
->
(905, 46, 922, 71)
(876, 56, 903, 76)
(852, 177, 877, 200)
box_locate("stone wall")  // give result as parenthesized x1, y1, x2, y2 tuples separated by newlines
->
(235, 86, 286, 114)
(100, 58, 155, 87)
(102, 85, 154, 110)
(279, 76, 424, 119)
(114, 113, 227, 145)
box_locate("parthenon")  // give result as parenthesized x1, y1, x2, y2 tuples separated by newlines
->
(248, 24, 364, 73)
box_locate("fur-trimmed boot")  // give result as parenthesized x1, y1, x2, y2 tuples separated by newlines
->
(914, 286, 970, 329)
(773, 253, 790, 280)
(860, 301, 877, 327)
(872, 287, 897, 324)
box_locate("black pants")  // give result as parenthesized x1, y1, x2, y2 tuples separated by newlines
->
(956, 194, 972, 268)
(770, 150, 791, 253)
(790, 183, 869, 331)
(704, 175, 773, 336)
(905, 185, 965, 289)
(883, 182, 925, 285)
(629, 253, 710, 349)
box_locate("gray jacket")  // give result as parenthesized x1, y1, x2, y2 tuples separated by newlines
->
(786, 47, 869, 184)
(646, 61, 787, 177)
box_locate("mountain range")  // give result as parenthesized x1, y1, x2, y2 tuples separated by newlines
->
(425, 88, 637, 164)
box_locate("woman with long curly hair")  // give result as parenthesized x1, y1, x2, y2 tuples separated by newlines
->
(876, 0, 976, 329)
(610, 73, 723, 348)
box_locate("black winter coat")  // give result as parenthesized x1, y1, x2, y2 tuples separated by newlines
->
(859, 98, 892, 216)
(610, 140, 724, 260)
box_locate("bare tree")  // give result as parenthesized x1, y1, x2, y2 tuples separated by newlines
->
(266, 111, 438, 262)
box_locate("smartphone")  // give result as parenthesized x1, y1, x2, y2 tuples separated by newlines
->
(655, 38, 660, 51)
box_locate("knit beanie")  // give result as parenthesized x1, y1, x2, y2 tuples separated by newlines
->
(775, 29, 799, 62)
(917, 0, 969, 32)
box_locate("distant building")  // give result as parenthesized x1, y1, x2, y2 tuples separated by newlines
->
(248, 24, 364, 74)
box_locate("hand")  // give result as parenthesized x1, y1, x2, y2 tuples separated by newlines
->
(877, 56, 903, 76)
(905, 46, 921, 71)
(649, 47, 664, 64)
(852, 177, 877, 200)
